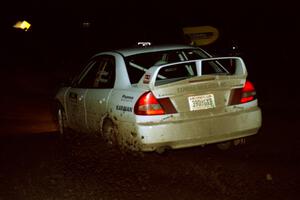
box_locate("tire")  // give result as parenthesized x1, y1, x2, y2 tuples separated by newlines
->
(56, 106, 75, 140)
(216, 141, 232, 150)
(57, 107, 67, 135)
(216, 138, 248, 151)
(102, 118, 119, 148)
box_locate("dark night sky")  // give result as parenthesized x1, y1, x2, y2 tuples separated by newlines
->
(1, 0, 299, 103)
(2, 0, 299, 54)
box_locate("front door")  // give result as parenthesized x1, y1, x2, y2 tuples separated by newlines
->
(65, 88, 87, 132)
(66, 58, 104, 132)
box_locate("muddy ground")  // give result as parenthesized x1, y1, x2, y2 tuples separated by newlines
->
(0, 96, 299, 200)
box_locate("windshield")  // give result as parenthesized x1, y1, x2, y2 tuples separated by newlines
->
(124, 48, 210, 84)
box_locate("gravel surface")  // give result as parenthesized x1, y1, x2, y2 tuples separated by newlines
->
(0, 97, 299, 200)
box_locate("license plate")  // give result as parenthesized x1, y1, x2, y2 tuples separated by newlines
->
(188, 94, 216, 111)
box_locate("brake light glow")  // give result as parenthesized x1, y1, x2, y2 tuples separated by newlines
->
(240, 80, 256, 103)
(134, 92, 177, 115)
(229, 80, 256, 105)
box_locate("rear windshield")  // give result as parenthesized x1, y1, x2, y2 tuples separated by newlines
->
(154, 59, 232, 86)
(124, 48, 210, 84)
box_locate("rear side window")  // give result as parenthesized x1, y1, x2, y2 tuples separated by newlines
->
(125, 49, 209, 84)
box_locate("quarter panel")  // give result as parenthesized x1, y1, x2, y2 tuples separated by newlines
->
(108, 89, 144, 123)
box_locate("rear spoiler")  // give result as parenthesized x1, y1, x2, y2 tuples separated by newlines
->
(138, 57, 247, 90)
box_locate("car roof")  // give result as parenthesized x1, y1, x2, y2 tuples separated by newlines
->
(94, 44, 198, 57)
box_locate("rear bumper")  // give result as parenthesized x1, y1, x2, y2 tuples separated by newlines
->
(136, 107, 262, 151)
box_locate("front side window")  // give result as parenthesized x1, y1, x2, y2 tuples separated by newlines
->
(77, 55, 115, 89)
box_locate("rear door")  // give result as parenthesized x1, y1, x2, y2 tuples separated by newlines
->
(65, 59, 99, 132)
(66, 57, 113, 132)
(84, 55, 116, 132)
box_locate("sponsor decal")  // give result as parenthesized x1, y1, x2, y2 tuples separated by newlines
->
(121, 95, 134, 102)
(143, 74, 151, 84)
(116, 105, 133, 112)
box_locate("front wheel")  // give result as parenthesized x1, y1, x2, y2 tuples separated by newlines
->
(56, 106, 75, 140)
(57, 107, 67, 135)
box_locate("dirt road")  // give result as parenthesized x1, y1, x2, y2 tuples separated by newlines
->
(0, 96, 299, 200)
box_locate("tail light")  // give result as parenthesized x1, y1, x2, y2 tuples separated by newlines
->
(134, 92, 177, 115)
(230, 80, 256, 105)
(240, 80, 256, 103)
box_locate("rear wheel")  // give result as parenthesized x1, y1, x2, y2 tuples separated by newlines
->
(217, 141, 232, 150)
(216, 138, 247, 150)
(102, 118, 119, 148)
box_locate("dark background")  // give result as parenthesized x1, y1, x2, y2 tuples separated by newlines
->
(1, 0, 299, 108)
(1, 1, 300, 199)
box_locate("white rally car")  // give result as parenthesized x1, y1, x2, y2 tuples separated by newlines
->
(55, 44, 262, 152)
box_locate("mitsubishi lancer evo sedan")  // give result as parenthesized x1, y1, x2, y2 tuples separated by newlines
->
(55, 44, 262, 152)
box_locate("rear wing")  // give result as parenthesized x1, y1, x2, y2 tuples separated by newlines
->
(138, 57, 247, 90)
